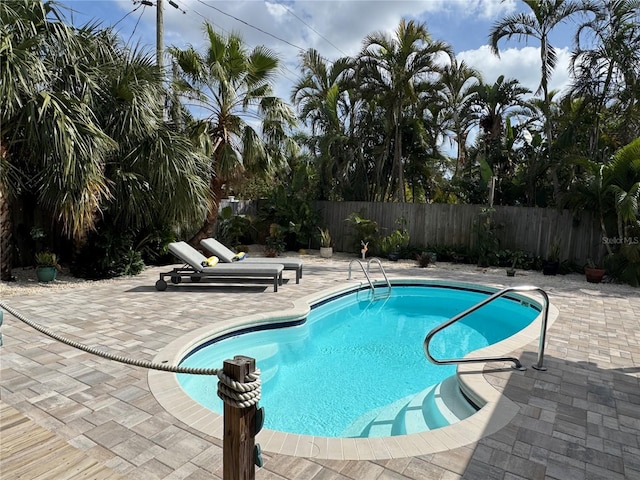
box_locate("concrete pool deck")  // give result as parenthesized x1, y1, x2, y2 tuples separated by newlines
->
(1, 253, 639, 479)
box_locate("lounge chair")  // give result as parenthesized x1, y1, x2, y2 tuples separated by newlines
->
(156, 241, 285, 292)
(200, 238, 303, 284)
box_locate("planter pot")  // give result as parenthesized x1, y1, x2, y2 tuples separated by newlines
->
(387, 252, 400, 262)
(542, 261, 559, 276)
(36, 266, 57, 282)
(585, 267, 605, 283)
(319, 247, 333, 258)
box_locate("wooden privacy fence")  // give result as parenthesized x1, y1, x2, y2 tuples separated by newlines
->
(315, 201, 605, 266)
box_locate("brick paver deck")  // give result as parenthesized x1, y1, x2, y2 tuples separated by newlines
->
(1, 253, 639, 479)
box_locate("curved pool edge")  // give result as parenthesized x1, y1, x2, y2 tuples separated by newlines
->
(148, 278, 559, 460)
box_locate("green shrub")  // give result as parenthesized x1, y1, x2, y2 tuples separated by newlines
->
(216, 206, 253, 248)
(72, 227, 145, 279)
(345, 210, 380, 254)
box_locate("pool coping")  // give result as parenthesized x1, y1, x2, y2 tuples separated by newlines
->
(148, 278, 559, 460)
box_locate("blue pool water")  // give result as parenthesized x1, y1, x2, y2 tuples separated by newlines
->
(178, 285, 539, 437)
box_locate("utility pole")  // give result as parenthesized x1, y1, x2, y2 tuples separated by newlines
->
(156, 0, 163, 69)
(139, 0, 164, 68)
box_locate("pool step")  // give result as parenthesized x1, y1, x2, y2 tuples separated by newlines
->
(249, 343, 280, 384)
(405, 375, 477, 434)
(341, 376, 477, 438)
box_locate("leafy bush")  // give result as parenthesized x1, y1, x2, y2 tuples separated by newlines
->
(415, 252, 432, 268)
(605, 242, 640, 287)
(35, 251, 58, 267)
(257, 185, 321, 250)
(380, 217, 410, 255)
(473, 208, 502, 267)
(345, 210, 380, 254)
(216, 205, 253, 248)
(72, 227, 145, 279)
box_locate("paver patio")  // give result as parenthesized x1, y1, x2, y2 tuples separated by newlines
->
(1, 253, 639, 479)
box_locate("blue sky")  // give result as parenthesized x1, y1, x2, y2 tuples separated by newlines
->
(58, 0, 582, 109)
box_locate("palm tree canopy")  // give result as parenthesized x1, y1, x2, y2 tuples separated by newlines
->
(170, 22, 296, 180)
(489, 0, 595, 96)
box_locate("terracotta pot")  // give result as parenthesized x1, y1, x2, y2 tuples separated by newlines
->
(585, 267, 605, 283)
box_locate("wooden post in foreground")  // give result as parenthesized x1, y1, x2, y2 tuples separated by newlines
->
(223, 356, 258, 480)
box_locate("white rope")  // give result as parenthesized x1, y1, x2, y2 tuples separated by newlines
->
(217, 369, 262, 408)
(0, 301, 263, 408)
(0, 302, 261, 408)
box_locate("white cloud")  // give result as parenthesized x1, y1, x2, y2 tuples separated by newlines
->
(264, 1, 288, 19)
(121, 0, 575, 110)
(457, 45, 573, 97)
(476, 0, 517, 19)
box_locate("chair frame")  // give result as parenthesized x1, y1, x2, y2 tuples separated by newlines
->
(156, 242, 285, 292)
(200, 238, 303, 284)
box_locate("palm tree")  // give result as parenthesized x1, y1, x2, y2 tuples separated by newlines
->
(1, 1, 210, 280)
(472, 76, 532, 144)
(606, 138, 640, 241)
(489, 0, 596, 204)
(571, 0, 640, 159)
(358, 19, 453, 202)
(471, 76, 533, 203)
(1, 0, 114, 280)
(95, 42, 210, 234)
(437, 58, 483, 176)
(169, 23, 297, 245)
(291, 49, 357, 200)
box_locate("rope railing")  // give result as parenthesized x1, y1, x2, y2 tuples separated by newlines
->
(0, 301, 262, 408)
(1, 300, 264, 478)
(0, 301, 219, 375)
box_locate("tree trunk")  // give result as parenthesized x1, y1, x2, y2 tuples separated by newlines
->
(188, 175, 223, 249)
(394, 105, 405, 203)
(0, 182, 13, 281)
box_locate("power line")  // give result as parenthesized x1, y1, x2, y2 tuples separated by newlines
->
(195, 0, 307, 53)
(127, 3, 147, 45)
(275, 1, 348, 57)
(179, 3, 302, 85)
(113, 3, 143, 29)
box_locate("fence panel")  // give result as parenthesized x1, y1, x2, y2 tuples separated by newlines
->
(315, 201, 603, 265)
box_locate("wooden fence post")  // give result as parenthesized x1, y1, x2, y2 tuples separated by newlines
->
(222, 355, 259, 480)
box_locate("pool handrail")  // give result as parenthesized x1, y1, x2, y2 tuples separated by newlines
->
(423, 285, 550, 371)
(347, 258, 391, 295)
(367, 258, 391, 292)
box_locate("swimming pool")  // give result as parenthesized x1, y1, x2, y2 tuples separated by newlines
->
(176, 284, 540, 438)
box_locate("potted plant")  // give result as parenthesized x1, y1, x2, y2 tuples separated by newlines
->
(416, 252, 432, 268)
(264, 223, 286, 257)
(585, 259, 605, 283)
(542, 237, 561, 275)
(506, 250, 525, 277)
(506, 258, 517, 277)
(381, 222, 410, 261)
(35, 252, 59, 282)
(318, 227, 333, 258)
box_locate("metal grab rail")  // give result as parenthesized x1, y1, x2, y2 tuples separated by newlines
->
(424, 286, 550, 371)
(348, 259, 375, 290)
(366, 258, 391, 291)
(347, 258, 391, 295)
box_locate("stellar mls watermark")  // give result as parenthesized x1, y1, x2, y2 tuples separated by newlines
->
(602, 236, 640, 245)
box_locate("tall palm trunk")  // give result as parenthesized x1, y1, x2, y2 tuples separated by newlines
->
(543, 88, 561, 206)
(188, 175, 222, 248)
(394, 104, 405, 202)
(0, 183, 13, 281)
